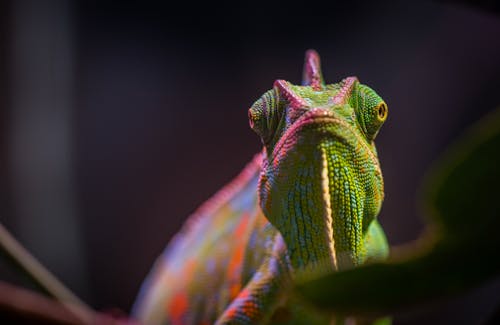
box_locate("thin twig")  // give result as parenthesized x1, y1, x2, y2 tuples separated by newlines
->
(0, 281, 84, 324)
(0, 222, 95, 323)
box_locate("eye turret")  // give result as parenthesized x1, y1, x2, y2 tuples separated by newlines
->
(248, 89, 281, 144)
(376, 102, 388, 120)
(362, 101, 388, 139)
(350, 84, 388, 141)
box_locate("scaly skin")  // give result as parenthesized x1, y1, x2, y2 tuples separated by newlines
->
(132, 50, 390, 325)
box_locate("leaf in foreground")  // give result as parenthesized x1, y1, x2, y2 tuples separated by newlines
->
(295, 108, 500, 315)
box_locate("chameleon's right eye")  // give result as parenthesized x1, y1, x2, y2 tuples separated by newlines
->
(248, 100, 266, 137)
(248, 89, 280, 144)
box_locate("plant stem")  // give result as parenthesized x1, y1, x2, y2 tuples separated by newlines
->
(0, 222, 95, 323)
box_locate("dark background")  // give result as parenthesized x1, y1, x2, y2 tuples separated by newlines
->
(1, 1, 500, 324)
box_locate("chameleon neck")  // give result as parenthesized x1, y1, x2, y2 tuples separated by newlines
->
(264, 139, 373, 274)
(278, 209, 337, 274)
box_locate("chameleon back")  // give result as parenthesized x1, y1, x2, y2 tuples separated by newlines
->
(132, 155, 268, 324)
(133, 50, 390, 325)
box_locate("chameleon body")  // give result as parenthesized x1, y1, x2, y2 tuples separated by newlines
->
(132, 50, 389, 324)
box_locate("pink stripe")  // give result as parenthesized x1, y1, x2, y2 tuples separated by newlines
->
(304, 49, 322, 90)
(273, 79, 309, 109)
(331, 77, 358, 105)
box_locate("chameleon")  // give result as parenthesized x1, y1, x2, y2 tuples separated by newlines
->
(132, 50, 390, 325)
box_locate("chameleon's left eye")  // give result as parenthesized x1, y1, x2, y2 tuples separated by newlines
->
(248, 109, 257, 129)
(248, 99, 267, 138)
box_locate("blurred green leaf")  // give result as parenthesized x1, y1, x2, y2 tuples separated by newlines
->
(295, 108, 500, 315)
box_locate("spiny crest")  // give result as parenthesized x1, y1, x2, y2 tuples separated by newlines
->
(273, 49, 325, 111)
(273, 80, 309, 110)
(273, 51, 358, 111)
(331, 77, 358, 105)
(250, 50, 387, 147)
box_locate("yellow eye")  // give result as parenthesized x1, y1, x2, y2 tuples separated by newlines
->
(376, 103, 388, 120)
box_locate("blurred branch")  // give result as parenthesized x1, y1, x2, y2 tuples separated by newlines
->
(0, 281, 141, 325)
(0, 223, 94, 323)
(0, 281, 85, 324)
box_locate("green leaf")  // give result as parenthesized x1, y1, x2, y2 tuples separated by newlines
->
(295, 108, 500, 315)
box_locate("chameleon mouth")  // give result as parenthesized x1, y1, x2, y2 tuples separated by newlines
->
(270, 107, 380, 173)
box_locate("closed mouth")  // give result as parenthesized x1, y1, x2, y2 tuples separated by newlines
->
(270, 107, 381, 181)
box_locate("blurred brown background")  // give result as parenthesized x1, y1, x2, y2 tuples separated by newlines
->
(1, 1, 500, 324)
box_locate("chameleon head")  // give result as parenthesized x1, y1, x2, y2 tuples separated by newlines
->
(248, 50, 387, 272)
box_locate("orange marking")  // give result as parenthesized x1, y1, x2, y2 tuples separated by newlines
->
(227, 243, 245, 274)
(227, 213, 251, 300)
(227, 240, 245, 299)
(230, 283, 241, 300)
(235, 212, 250, 237)
(184, 259, 196, 279)
(168, 291, 188, 321)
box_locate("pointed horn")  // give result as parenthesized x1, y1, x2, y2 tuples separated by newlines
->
(302, 49, 325, 90)
(274, 79, 309, 109)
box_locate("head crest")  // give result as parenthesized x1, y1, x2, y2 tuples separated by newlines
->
(331, 77, 358, 105)
(302, 49, 325, 90)
(273, 79, 309, 109)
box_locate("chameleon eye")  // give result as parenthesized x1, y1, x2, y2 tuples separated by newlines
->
(248, 99, 266, 137)
(350, 84, 387, 141)
(376, 102, 388, 121)
(248, 89, 280, 144)
(360, 101, 388, 140)
(248, 108, 257, 129)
